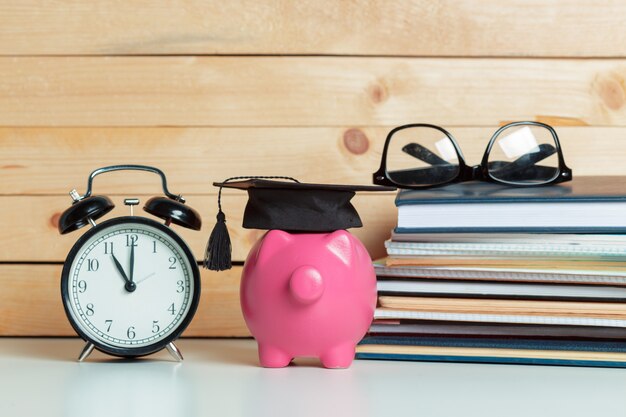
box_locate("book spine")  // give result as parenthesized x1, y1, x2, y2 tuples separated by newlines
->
(355, 353, 626, 368)
(375, 309, 626, 328)
(359, 336, 626, 352)
(374, 267, 626, 284)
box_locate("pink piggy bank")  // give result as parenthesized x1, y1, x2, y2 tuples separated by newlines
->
(241, 229, 377, 368)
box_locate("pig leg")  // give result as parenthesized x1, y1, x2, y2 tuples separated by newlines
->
(320, 343, 355, 369)
(258, 344, 292, 368)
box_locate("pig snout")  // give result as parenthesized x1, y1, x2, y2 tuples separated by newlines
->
(289, 265, 324, 305)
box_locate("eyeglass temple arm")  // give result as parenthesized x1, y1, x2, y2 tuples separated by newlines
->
(385, 165, 460, 184)
(387, 163, 558, 187)
(392, 143, 556, 182)
(403, 141, 556, 174)
(402, 143, 453, 166)
(488, 144, 557, 177)
(402, 142, 555, 171)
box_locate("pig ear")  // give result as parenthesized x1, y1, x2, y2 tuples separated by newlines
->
(324, 230, 353, 266)
(257, 230, 293, 265)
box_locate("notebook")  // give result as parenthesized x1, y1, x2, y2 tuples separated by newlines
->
(394, 176, 626, 232)
(368, 320, 626, 339)
(359, 335, 626, 353)
(384, 240, 626, 258)
(378, 296, 626, 320)
(375, 308, 626, 328)
(356, 337, 626, 368)
(377, 279, 626, 301)
(374, 259, 626, 285)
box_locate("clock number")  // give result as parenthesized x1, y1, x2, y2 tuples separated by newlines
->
(176, 280, 184, 293)
(126, 234, 138, 247)
(105, 320, 113, 332)
(153, 240, 157, 253)
(168, 303, 176, 315)
(152, 320, 160, 333)
(127, 326, 136, 340)
(87, 259, 99, 272)
(104, 241, 114, 255)
(77, 280, 87, 293)
(86, 303, 94, 316)
(168, 257, 177, 269)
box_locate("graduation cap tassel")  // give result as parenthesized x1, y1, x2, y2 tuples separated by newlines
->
(204, 209, 231, 271)
(204, 186, 232, 271)
(204, 176, 300, 271)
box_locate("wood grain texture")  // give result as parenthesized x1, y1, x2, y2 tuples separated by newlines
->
(0, 127, 622, 196)
(0, 264, 248, 336)
(3, 57, 626, 126)
(2, 1, 626, 57)
(0, 194, 396, 262)
(0, 127, 384, 194)
(4, 0, 626, 340)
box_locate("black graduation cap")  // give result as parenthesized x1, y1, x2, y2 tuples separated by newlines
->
(204, 176, 395, 271)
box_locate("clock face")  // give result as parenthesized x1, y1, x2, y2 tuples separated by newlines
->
(61, 216, 200, 357)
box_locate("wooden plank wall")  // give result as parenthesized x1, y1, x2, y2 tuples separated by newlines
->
(2, 0, 626, 337)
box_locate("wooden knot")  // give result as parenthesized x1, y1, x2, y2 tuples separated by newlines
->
(367, 81, 388, 104)
(343, 128, 369, 155)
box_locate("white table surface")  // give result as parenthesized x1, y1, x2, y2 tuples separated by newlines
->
(1, 338, 625, 417)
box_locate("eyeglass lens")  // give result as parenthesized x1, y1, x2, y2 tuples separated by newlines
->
(487, 124, 560, 185)
(385, 126, 460, 187)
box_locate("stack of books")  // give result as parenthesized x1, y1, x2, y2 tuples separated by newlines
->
(356, 177, 626, 367)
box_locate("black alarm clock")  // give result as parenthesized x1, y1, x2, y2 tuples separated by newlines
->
(58, 165, 202, 362)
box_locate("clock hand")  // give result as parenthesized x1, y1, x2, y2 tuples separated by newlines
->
(129, 243, 135, 284)
(111, 254, 136, 292)
(136, 272, 156, 284)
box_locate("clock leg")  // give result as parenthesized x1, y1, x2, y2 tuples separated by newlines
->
(166, 342, 184, 362)
(77, 342, 95, 362)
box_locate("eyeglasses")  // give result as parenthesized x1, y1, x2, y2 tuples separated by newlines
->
(372, 121, 572, 189)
